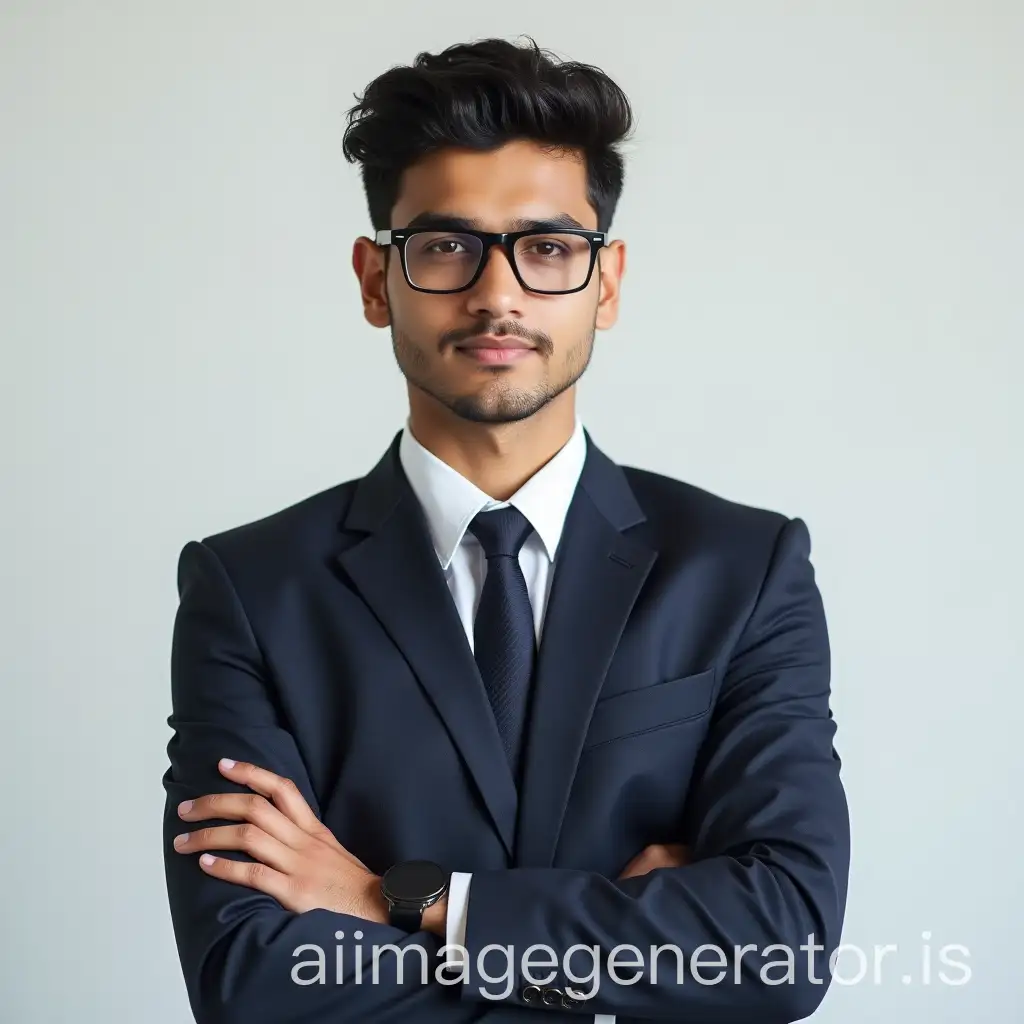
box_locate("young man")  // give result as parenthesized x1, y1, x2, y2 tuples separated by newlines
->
(163, 37, 849, 1023)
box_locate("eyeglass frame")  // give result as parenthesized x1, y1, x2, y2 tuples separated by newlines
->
(374, 226, 609, 295)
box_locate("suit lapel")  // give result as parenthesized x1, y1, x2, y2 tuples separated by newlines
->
(335, 436, 517, 858)
(514, 439, 657, 867)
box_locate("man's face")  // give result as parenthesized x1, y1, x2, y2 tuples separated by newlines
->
(353, 139, 625, 424)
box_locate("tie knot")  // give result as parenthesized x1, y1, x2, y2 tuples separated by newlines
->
(468, 506, 533, 558)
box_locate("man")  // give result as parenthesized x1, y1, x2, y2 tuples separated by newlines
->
(163, 37, 849, 1024)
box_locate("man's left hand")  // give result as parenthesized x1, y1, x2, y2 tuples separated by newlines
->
(618, 842, 690, 879)
(173, 758, 387, 922)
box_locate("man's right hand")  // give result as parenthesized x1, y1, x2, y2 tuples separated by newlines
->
(618, 842, 690, 879)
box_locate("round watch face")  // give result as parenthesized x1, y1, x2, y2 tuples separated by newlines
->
(383, 860, 448, 903)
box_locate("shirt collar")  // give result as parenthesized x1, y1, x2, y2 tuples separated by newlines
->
(398, 418, 587, 569)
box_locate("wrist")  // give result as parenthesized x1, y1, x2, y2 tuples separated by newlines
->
(361, 873, 390, 924)
(421, 893, 448, 936)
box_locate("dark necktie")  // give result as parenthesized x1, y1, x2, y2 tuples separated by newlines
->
(468, 506, 536, 782)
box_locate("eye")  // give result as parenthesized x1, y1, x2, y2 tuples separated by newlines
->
(521, 238, 571, 258)
(423, 237, 469, 255)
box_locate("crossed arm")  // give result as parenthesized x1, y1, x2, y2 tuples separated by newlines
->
(170, 758, 683, 932)
(163, 518, 849, 1023)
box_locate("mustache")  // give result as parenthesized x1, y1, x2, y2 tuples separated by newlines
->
(440, 320, 553, 355)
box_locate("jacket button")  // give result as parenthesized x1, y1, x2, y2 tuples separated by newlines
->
(520, 984, 541, 1003)
(541, 986, 564, 1006)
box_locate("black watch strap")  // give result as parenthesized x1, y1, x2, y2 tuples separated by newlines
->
(388, 903, 424, 931)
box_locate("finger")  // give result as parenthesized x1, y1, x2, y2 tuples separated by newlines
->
(177, 791, 308, 849)
(195, 852, 296, 905)
(218, 759, 364, 866)
(618, 852, 650, 880)
(217, 759, 329, 839)
(173, 823, 296, 873)
(646, 845, 688, 870)
(618, 842, 689, 879)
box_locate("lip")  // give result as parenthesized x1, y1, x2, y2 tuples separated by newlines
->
(454, 335, 536, 365)
(455, 335, 534, 350)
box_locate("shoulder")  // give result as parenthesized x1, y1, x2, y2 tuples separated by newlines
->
(175, 475, 362, 594)
(616, 462, 812, 579)
(623, 462, 790, 537)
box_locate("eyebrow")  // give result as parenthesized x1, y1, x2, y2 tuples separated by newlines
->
(404, 211, 589, 232)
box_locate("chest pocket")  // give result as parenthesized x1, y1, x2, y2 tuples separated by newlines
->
(581, 667, 718, 751)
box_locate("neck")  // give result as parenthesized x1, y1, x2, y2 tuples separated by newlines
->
(406, 392, 577, 501)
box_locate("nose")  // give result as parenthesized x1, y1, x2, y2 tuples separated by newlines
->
(463, 244, 525, 320)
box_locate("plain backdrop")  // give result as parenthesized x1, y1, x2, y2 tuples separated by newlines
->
(1, 2, 1020, 1021)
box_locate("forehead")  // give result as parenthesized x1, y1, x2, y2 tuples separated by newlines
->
(390, 139, 595, 230)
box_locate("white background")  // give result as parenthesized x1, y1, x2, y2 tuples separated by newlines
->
(1, 1, 1020, 1020)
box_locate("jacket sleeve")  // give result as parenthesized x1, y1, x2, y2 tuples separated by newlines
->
(162, 539, 514, 1024)
(456, 517, 850, 1022)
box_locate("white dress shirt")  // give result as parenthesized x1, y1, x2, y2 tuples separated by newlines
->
(398, 418, 614, 1023)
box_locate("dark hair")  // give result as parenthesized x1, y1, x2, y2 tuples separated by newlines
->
(342, 36, 633, 232)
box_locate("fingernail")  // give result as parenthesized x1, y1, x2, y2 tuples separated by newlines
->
(219, 758, 235, 769)
(173, 833, 189, 846)
(200, 854, 216, 866)
(178, 800, 192, 815)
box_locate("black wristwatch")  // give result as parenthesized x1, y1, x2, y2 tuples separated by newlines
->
(380, 859, 449, 931)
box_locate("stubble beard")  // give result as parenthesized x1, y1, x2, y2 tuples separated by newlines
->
(390, 325, 595, 424)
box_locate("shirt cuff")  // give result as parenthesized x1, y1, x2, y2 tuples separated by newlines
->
(444, 870, 472, 966)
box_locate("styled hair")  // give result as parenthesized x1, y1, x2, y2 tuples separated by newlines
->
(342, 37, 633, 232)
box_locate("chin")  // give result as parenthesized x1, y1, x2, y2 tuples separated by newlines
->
(444, 389, 553, 424)
(446, 399, 542, 424)
(408, 368, 571, 425)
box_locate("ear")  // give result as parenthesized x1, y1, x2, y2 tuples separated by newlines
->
(352, 237, 391, 328)
(594, 239, 625, 331)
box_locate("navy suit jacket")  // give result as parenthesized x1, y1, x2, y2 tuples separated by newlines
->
(162, 430, 850, 1023)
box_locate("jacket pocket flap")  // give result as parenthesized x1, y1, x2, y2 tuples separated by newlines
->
(583, 668, 718, 750)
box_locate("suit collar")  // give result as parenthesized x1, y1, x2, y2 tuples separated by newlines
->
(344, 422, 645, 539)
(397, 418, 587, 567)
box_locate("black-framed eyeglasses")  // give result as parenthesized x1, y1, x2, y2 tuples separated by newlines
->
(374, 226, 608, 295)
